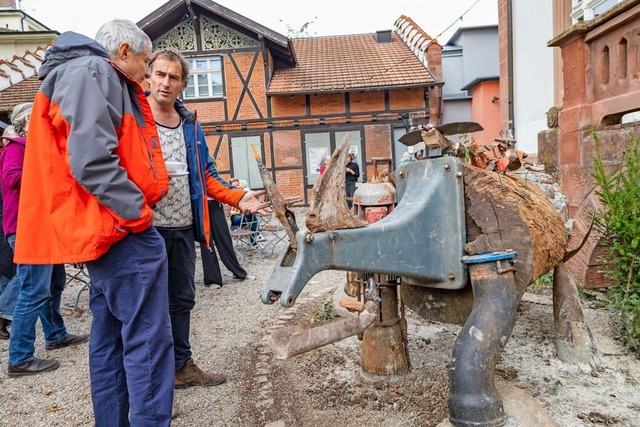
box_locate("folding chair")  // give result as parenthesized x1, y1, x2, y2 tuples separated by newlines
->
(65, 263, 90, 310)
(259, 213, 288, 256)
(229, 211, 263, 259)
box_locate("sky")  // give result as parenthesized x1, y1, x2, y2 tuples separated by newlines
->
(19, 0, 497, 45)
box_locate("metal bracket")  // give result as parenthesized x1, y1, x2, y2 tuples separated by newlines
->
(461, 251, 518, 275)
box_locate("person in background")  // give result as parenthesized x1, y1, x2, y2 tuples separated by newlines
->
(345, 153, 360, 209)
(1, 102, 88, 374)
(146, 49, 267, 389)
(200, 192, 256, 288)
(13, 20, 174, 425)
(319, 156, 330, 175)
(229, 178, 262, 248)
(0, 125, 17, 340)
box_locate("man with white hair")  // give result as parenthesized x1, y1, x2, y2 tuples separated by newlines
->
(14, 20, 173, 425)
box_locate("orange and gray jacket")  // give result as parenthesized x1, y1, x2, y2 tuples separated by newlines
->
(14, 32, 169, 264)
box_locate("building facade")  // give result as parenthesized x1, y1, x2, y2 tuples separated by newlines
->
(0, 0, 57, 61)
(442, 25, 500, 146)
(500, 0, 640, 287)
(138, 0, 443, 204)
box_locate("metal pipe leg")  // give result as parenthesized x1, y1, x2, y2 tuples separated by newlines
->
(553, 262, 601, 368)
(448, 260, 519, 427)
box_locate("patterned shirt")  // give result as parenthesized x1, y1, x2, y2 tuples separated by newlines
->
(154, 122, 193, 228)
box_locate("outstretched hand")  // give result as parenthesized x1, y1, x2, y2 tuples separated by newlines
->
(238, 190, 272, 215)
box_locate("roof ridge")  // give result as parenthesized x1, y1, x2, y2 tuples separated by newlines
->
(0, 44, 49, 91)
(394, 15, 434, 70)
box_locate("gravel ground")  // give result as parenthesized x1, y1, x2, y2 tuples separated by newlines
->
(0, 242, 299, 426)
(1, 209, 639, 426)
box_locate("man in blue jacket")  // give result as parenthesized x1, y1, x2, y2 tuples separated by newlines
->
(147, 49, 268, 388)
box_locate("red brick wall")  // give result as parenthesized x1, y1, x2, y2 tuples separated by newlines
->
(389, 88, 424, 110)
(206, 134, 231, 171)
(364, 125, 393, 160)
(224, 52, 268, 120)
(311, 93, 346, 115)
(271, 95, 306, 117)
(351, 91, 385, 113)
(275, 169, 305, 198)
(272, 130, 302, 166)
(185, 99, 226, 122)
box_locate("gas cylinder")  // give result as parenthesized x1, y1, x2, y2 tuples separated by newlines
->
(352, 157, 395, 223)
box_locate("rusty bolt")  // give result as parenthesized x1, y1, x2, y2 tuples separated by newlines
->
(444, 164, 451, 172)
(398, 171, 405, 179)
(448, 273, 456, 281)
(304, 232, 315, 243)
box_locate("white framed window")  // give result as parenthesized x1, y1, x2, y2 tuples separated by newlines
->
(572, 0, 622, 22)
(184, 57, 223, 99)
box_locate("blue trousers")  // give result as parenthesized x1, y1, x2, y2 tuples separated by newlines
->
(85, 227, 174, 427)
(230, 213, 259, 245)
(7, 234, 68, 366)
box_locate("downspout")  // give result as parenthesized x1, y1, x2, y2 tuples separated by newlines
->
(507, 0, 515, 136)
(19, 11, 26, 32)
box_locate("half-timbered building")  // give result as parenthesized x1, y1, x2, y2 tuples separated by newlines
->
(138, 1, 442, 203)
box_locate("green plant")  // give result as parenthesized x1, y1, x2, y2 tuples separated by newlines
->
(592, 133, 640, 353)
(579, 289, 609, 308)
(279, 17, 317, 38)
(311, 300, 334, 323)
(529, 271, 554, 294)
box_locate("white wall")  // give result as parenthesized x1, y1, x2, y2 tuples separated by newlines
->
(512, 0, 555, 155)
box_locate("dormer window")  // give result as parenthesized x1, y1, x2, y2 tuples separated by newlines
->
(183, 57, 223, 99)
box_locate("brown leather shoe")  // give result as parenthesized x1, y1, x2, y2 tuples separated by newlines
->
(0, 317, 9, 340)
(45, 333, 89, 350)
(8, 357, 60, 377)
(174, 359, 226, 389)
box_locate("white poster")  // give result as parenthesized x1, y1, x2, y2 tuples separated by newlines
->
(309, 146, 329, 174)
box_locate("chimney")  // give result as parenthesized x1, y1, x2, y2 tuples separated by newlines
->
(375, 30, 393, 43)
(0, 0, 17, 9)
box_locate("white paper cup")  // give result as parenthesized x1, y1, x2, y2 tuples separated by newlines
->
(165, 161, 187, 176)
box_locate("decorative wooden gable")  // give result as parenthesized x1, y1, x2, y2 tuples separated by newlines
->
(153, 15, 260, 52)
(139, 0, 295, 66)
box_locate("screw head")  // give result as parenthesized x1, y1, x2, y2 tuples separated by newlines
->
(398, 171, 405, 178)
(444, 164, 451, 172)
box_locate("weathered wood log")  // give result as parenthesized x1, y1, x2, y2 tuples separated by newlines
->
(306, 133, 367, 233)
(269, 300, 377, 359)
(250, 144, 299, 250)
(403, 164, 569, 324)
(462, 164, 568, 294)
